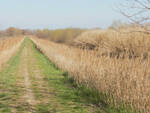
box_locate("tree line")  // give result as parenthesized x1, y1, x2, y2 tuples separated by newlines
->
(0, 27, 85, 45)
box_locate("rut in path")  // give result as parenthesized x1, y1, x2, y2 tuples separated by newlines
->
(22, 47, 36, 106)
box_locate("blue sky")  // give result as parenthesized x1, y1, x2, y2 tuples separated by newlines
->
(0, 0, 126, 29)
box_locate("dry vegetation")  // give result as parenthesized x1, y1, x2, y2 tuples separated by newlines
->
(75, 27, 150, 59)
(35, 28, 85, 45)
(0, 27, 33, 38)
(0, 37, 24, 69)
(32, 27, 150, 113)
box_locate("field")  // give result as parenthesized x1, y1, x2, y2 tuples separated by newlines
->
(0, 38, 103, 113)
(32, 28, 150, 113)
(1, 0, 150, 113)
(0, 28, 149, 113)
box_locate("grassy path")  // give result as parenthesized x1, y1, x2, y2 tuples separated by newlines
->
(0, 38, 103, 113)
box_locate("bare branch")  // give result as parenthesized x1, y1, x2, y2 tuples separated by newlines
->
(118, 0, 150, 33)
(134, 0, 150, 10)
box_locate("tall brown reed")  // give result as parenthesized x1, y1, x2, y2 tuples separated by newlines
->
(0, 37, 24, 69)
(32, 29, 150, 113)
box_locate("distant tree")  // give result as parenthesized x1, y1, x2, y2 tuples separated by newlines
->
(34, 28, 85, 45)
(22, 29, 33, 35)
(35, 29, 51, 39)
(5, 27, 22, 36)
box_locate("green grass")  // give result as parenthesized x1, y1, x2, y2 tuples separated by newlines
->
(64, 75, 135, 113)
(0, 39, 26, 113)
(26, 38, 101, 113)
(28, 38, 135, 113)
(0, 38, 137, 113)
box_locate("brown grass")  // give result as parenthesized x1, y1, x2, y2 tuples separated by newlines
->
(74, 28, 150, 59)
(0, 37, 24, 69)
(31, 28, 150, 113)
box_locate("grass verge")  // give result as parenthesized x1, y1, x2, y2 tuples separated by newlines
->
(27, 38, 102, 113)
(0, 39, 26, 113)
(29, 38, 135, 113)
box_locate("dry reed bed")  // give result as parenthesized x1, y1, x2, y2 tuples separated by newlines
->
(0, 37, 24, 69)
(32, 36, 150, 113)
(75, 29, 150, 59)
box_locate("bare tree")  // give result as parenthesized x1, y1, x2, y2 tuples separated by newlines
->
(118, 0, 150, 33)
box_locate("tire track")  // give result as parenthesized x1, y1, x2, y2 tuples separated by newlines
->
(24, 48, 35, 105)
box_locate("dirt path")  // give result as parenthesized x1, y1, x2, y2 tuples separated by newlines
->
(0, 38, 103, 113)
(22, 47, 36, 107)
(12, 46, 38, 113)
